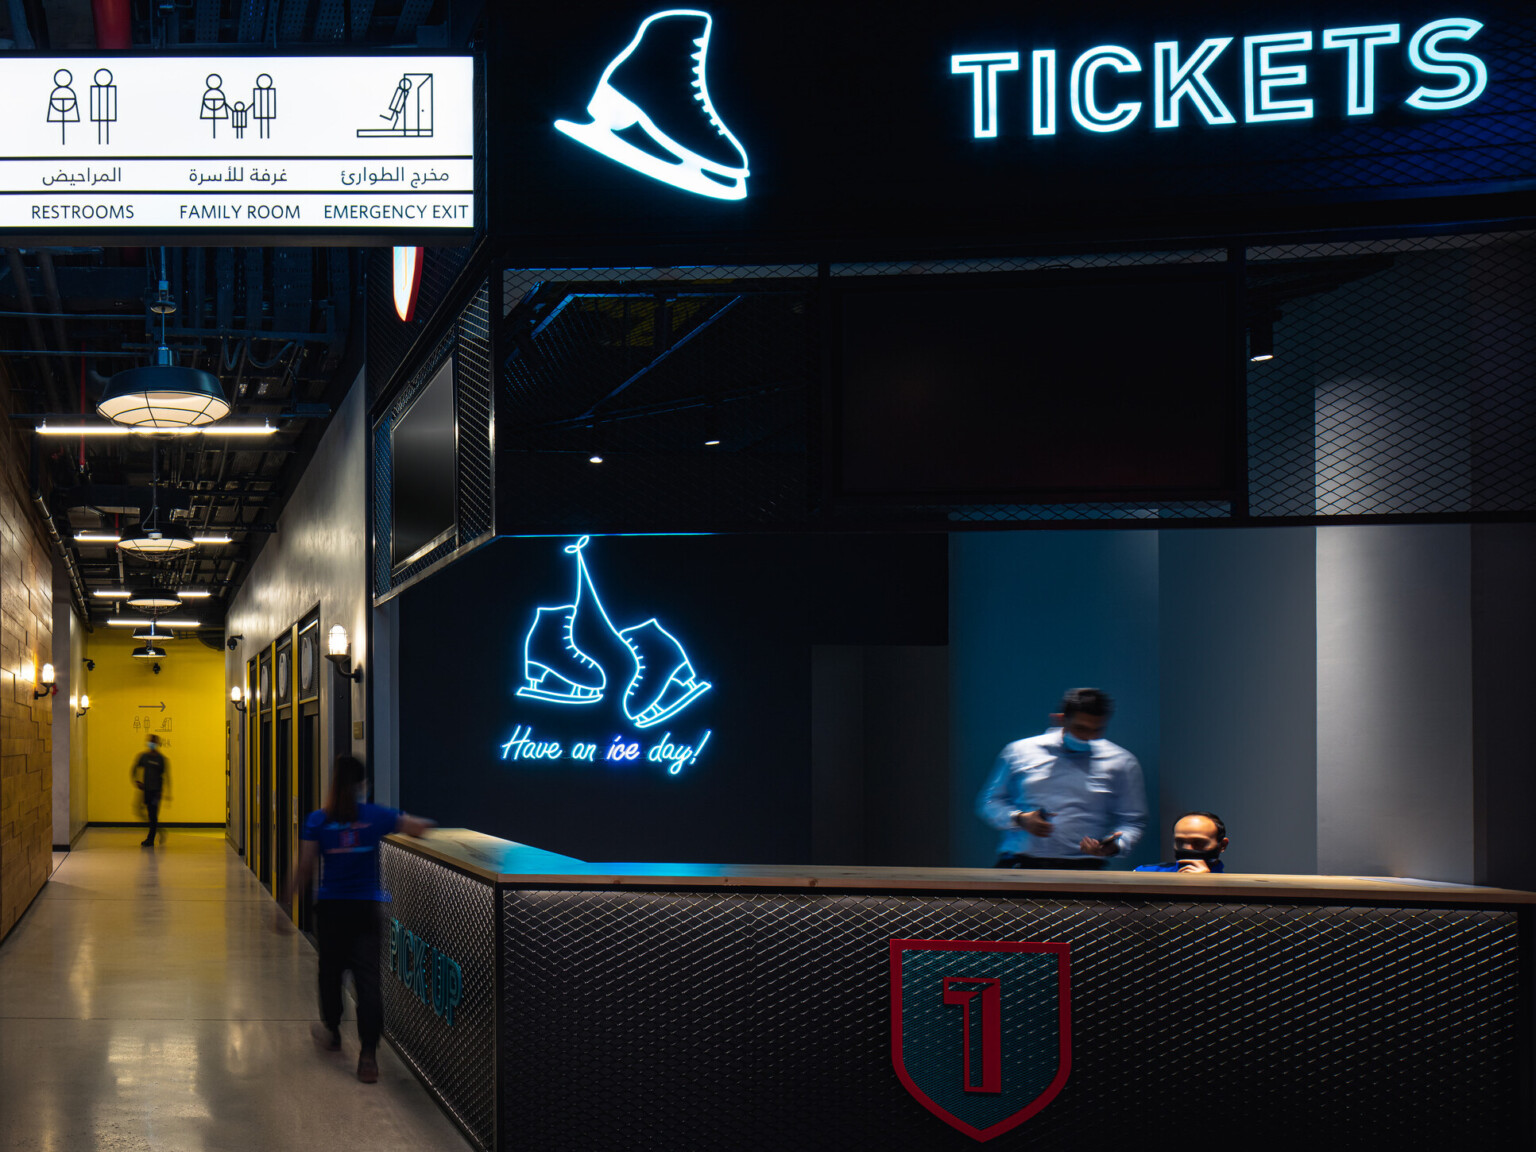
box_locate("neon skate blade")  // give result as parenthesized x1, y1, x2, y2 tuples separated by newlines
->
(554, 116, 747, 201)
(517, 664, 603, 704)
(517, 684, 603, 705)
(629, 677, 712, 729)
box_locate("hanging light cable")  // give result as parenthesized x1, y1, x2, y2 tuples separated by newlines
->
(96, 250, 230, 428)
(117, 445, 196, 560)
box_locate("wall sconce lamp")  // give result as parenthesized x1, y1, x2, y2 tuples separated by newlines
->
(34, 662, 56, 699)
(83, 658, 96, 672)
(230, 685, 247, 714)
(325, 624, 364, 684)
(77, 694, 91, 718)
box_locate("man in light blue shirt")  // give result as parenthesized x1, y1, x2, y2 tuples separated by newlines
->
(978, 688, 1147, 870)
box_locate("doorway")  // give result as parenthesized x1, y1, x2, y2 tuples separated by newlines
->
(298, 703, 320, 932)
(258, 713, 272, 889)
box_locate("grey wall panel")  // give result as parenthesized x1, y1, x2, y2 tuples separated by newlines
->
(810, 646, 865, 866)
(1472, 524, 1536, 891)
(864, 646, 950, 867)
(225, 369, 369, 803)
(949, 531, 1161, 869)
(1317, 525, 1473, 881)
(812, 645, 952, 868)
(51, 590, 89, 848)
(1158, 528, 1317, 874)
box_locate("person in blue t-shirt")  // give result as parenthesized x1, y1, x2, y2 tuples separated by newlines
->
(1134, 811, 1229, 874)
(276, 755, 434, 1083)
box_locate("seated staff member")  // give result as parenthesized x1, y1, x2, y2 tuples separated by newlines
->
(978, 687, 1147, 870)
(1135, 811, 1228, 873)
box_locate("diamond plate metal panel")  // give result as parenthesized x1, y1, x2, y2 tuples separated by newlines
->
(381, 843, 497, 1152)
(499, 890, 1522, 1149)
(457, 280, 495, 546)
(375, 280, 497, 601)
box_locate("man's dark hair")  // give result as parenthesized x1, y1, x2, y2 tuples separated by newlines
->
(1060, 688, 1113, 718)
(146, 734, 159, 746)
(1180, 811, 1226, 843)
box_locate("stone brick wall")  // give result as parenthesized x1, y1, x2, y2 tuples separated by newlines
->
(0, 381, 53, 942)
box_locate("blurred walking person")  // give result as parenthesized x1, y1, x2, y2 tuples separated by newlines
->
(132, 734, 171, 847)
(276, 755, 435, 1083)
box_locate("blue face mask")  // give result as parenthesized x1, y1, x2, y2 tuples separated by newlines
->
(1061, 732, 1094, 753)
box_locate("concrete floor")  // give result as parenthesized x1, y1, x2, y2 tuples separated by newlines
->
(0, 828, 472, 1152)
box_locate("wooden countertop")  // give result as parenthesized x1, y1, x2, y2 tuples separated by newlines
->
(384, 829, 1536, 905)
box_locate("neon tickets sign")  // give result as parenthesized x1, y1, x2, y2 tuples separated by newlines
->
(951, 17, 1487, 138)
(499, 536, 714, 776)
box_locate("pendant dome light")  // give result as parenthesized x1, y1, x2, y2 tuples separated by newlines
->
(126, 587, 182, 612)
(118, 446, 198, 560)
(131, 642, 168, 660)
(116, 519, 195, 558)
(132, 622, 176, 642)
(96, 351, 229, 428)
(96, 248, 230, 428)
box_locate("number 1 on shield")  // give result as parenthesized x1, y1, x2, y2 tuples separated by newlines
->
(942, 976, 1002, 1094)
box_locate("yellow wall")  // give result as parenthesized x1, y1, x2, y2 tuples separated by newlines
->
(86, 630, 226, 824)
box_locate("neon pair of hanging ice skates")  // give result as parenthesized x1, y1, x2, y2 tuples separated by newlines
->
(554, 9, 750, 201)
(516, 537, 712, 729)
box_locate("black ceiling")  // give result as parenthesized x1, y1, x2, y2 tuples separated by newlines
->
(1, 0, 480, 638)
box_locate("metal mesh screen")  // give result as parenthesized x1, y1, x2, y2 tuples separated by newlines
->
(831, 249, 1229, 276)
(373, 279, 497, 600)
(499, 889, 1523, 1149)
(498, 234, 1536, 530)
(1247, 232, 1536, 518)
(367, 244, 476, 405)
(381, 844, 498, 1152)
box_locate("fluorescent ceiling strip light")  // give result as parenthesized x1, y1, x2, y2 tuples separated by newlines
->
(175, 590, 212, 598)
(74, 532, 122, 542)
(193, 535, 232, 544)
(91, 589, 132, 597)
(37, 423, 276, 436)
(108, 617, 201, 628)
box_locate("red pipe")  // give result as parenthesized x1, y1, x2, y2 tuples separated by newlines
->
(92, 0, 131, 50)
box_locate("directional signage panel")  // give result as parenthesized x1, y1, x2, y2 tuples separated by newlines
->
(0, 56, 474, 236)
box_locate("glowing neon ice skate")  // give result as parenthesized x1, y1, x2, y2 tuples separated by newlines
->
(554, 10, 750, 201)
(514, 536, 711, 728)
(515, 538, 606, 705)
(618, 618, 712, 729)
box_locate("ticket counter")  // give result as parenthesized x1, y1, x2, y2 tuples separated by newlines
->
(380, 831, 1534, 1150)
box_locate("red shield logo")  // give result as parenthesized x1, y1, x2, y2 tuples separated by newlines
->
(890, 939, 1071, 1142)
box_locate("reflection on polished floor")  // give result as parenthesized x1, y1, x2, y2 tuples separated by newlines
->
(0, 828, 470, 1151)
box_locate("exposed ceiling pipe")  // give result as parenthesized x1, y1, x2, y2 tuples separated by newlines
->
(36, 252, 75, 399)
(34, 493, 90, 622)
(6, 0, 35, 48)
(91, 0, 132, 50)
(4, 248, 70, 414)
